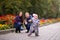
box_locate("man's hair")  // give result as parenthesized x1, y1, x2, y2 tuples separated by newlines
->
(25, 12, 30, 15)
(25, 12, 29, 13)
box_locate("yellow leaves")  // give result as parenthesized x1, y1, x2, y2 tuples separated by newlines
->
(40, 21, 45, 25)
(40, 19, 46, 26)
(0, 24, 2, 27)
(0, 24, 8, 27)
(46, 19, 53, 23)
(56, 18, 60, 22)
(0, 24, 10, 30)
(39, 18, 60, 26)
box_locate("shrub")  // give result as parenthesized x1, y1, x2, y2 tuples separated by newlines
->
(0, 24, 10, 30)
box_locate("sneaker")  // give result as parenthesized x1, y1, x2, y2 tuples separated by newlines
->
(26, 31, 29, 33)
(19, 32, 21, 33)
(35, 35, 39, 36)
(32, 31, 35, 33)
(28, 34, 31, 36)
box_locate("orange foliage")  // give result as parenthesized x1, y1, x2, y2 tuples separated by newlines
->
(0, 14, 16, 24)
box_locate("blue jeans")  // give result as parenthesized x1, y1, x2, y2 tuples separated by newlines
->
(14, 23, 22, 33)
(25, 23, 31, 32)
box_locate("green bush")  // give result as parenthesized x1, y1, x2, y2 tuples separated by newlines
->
(0, 0, 60, 18)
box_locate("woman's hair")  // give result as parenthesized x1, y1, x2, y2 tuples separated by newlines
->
(17, 11, 22, 15)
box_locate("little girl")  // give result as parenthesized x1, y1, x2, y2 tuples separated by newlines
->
(28, 14, 40, 36)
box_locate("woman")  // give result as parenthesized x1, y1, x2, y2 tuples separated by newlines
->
(14, 11, 23, 33)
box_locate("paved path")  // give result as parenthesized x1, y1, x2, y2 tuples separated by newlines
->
(0, 22, 60, 40)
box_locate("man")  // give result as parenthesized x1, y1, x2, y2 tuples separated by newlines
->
(14, 11, 23, 33)
(24, 12, 32, 33)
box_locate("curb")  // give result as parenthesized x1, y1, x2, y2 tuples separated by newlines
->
(0, 28, 15, 35)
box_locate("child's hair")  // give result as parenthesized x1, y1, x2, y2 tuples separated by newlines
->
(33, 14, 38, 17)
(33, 14, 36, 17)
(36, 14, 38, 17)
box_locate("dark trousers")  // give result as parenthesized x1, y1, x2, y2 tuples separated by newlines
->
(15, 26, 21, 33)
(25, 23, 31, 32)
(14, 23, 21, 33)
